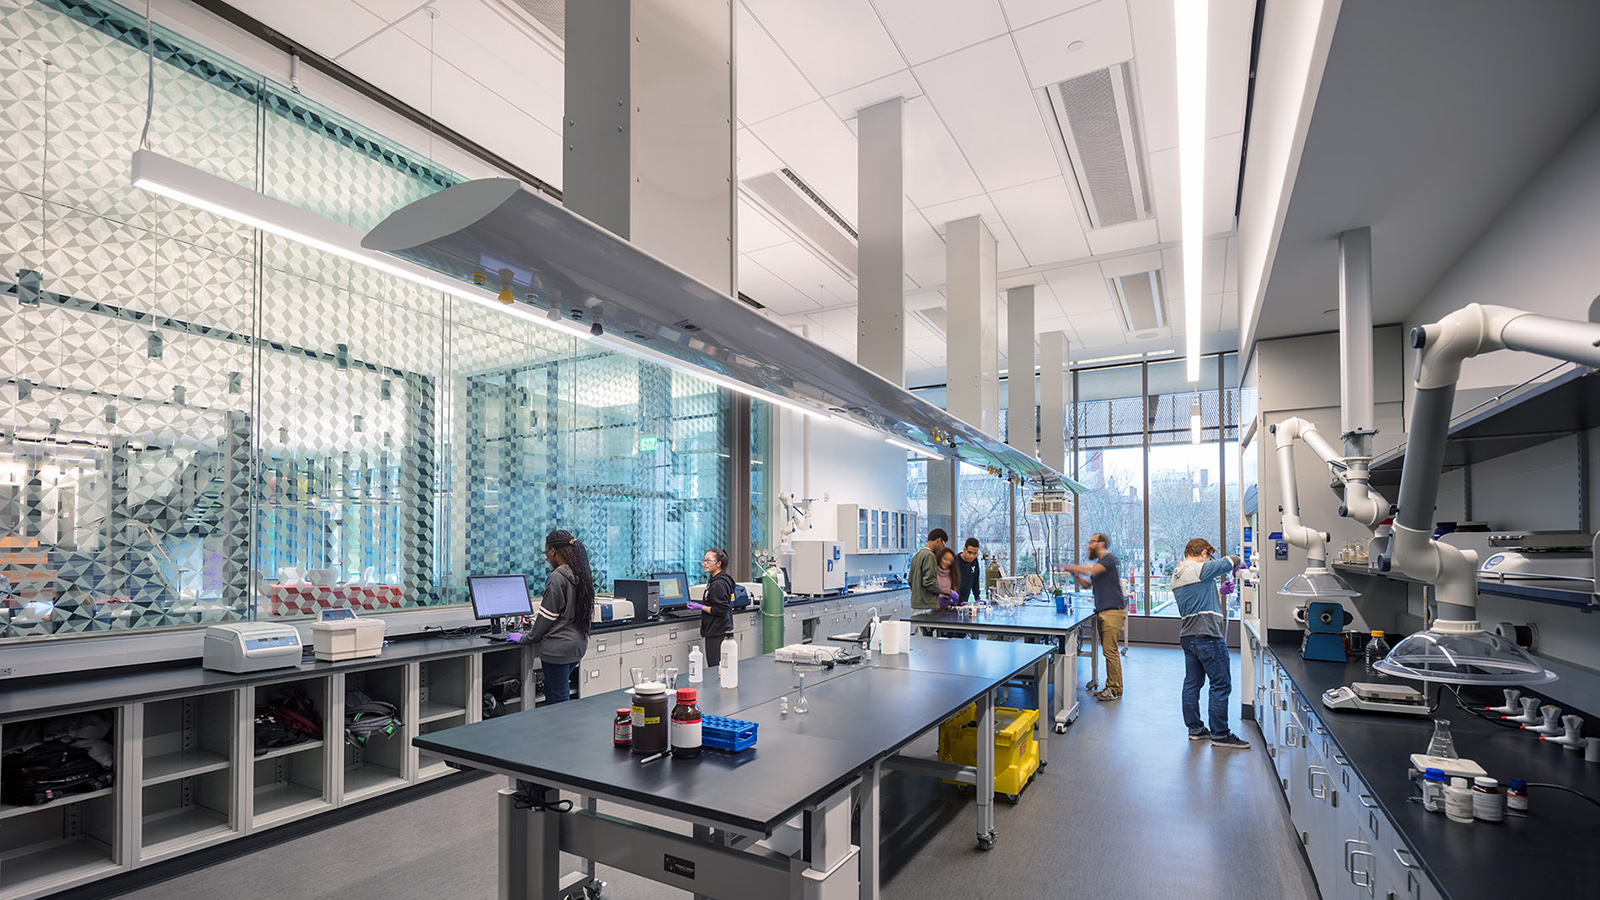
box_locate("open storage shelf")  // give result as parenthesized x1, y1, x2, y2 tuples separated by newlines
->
(140, 768, 233, 856)
(250, 677, 331, 828)
(417, 713, 467, 779)
(0, 792, 119, 898)
(418, 655, 470, 724)
(342, 666, 408, 801)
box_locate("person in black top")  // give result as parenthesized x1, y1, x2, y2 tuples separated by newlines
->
(506, 530, 595, 704)
(956, 538, 983, 604)
(688, 548, 736, 669)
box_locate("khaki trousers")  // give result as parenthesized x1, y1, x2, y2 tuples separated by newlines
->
(1097, 609, 1126, 693)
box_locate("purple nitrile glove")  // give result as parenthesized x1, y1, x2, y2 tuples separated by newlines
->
(1218, 580, 1236, 598)
(686, 601, 704, 611)
(505, 632, 523, 643)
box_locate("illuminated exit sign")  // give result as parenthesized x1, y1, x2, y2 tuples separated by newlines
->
(637, 435, 660, 452)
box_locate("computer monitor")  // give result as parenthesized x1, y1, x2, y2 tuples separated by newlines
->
(649, 572, 690, 610)
(467, 575, 534, 630)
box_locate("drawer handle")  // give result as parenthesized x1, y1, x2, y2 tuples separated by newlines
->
(1393, 847, 1419, 869)
(1334, 754, 1349, 765)
(597, 642, 607, 652)
(588, 669, 599, 679)
(1358, 794, 1379, 809)
(636, 637, 645, 645)
(1349, 850, 1375, 892)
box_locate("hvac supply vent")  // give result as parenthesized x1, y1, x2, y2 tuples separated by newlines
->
(1042, 62, 1153, 229)
(1107, 269, 1167, 333)
(739, 169, 858, 280)
(508, 0, 565, 41)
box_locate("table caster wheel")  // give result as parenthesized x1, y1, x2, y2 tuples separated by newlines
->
(977, 831, 996, 851)
(1085, 680, 1099, 691)
(1054, 723, 1067, 734)
(1005, 793, 1019, 804)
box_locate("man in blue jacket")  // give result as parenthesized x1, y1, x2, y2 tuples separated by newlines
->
(1169, 538, 1248, 748)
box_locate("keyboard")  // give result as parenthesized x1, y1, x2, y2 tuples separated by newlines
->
(482, 634, 516, 643)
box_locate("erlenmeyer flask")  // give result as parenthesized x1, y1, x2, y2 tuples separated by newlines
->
(1426, 718, 1458, 759)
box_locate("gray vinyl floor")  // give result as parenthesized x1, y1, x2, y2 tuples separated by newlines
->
(113, 645, 1320, 900)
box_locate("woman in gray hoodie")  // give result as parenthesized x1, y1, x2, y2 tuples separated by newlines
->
(508, 530, 595, 703)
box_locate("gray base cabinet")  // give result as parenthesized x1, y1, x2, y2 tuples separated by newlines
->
(1251, 632, 1444, 900)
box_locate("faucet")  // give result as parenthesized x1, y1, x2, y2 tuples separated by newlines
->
(1541, 715, 1587, 750)
(1485, 688, 1521, 714)
(1505, 696, 1542, 725)
(1521, 705, 1563, 736)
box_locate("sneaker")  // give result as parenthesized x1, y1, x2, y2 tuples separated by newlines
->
(1210, 732, 1250, 749)
(1095, 689, 1121, 702)
(1188, 729, 1209, 741)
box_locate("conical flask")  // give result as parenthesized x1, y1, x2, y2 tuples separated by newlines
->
(1426, 718, 1458, 759)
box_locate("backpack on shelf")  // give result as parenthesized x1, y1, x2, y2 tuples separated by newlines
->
(2, 741, 115, 806)
(344, 690, 402, 747)
(254, 688, 324, 755)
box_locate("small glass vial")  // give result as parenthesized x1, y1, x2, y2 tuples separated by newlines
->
(613, 707, 633, 747)
(1472, 776, 1504, 822)
(1444, 777, 1475, 823)
(1506, 779, 1529, 812)
(670, 688, 703, 759)
(1421, 768, 1448, 813)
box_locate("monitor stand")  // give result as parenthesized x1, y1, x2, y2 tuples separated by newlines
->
(489, 616, 505, 636)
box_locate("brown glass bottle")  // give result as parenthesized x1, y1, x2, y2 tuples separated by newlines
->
(670, 688, 702, 759)
(631, 682, 668, 755)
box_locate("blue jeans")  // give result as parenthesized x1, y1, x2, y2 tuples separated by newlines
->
(1180, 635, 1231, 735)
(542, 660, 576, 704)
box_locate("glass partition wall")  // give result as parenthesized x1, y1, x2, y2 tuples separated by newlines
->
(0, 0, 733, 641)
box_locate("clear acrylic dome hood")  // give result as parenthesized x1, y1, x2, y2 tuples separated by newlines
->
(1374, 620, 1557, 686)
(1277, 566, 1359, 598)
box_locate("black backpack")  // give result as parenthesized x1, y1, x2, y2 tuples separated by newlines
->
(2, 740, 115, 806)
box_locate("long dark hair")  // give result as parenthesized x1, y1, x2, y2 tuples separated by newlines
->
(545, 530, 595, 637)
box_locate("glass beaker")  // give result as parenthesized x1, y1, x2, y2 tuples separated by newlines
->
(1426, 718, 1458, 759)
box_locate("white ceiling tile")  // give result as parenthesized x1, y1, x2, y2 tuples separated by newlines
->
(921, 195, 1002, 233)
(1131, 0, 1254, 154)
(1203, 130, 1244, 236)
(913, 36, 1061, 191)
(989, 177, 1093, 267)
(904, 211, 949, 287)
(1098, 250, 1163, 279)
(1029, 282, 1066, 319)
(735, 128, 784, 179)
(231, 0, 385, 59)
(992, 221, 1029, 272)
(1044, 264, 1113, 316)
(746, 241, 858, 308)
(902, 97, 985, 208)
(394, 2, 564, 130)
(824, 70, 924, 121)
(1013, 0, 1134, 88)
(1067, 310, 1127, 344)
(1223, 237, 1238, 292)
(1083, 217, 1160, 256)
(737, 200, 793, 252)
(873, 0, 1009, 65)
(1000, 0, 1104, 29)
(1219, 290, 1239, 331)
(737, 4, 822, 124)
(1159, 238, 1228, 300)
(737, 254, 823, 314)
(353, 0, 424, 23)
(1148, 144, 1179, 243)
(741, 0, 906, 96)
(748, 101, 861, 224)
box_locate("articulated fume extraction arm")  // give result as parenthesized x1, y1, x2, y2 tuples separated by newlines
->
(1271, 418, 1357, 597)
(1273, 416, 1394, 538)
(1376, 303, 1600, 683)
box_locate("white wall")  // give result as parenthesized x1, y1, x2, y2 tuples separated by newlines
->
(1402, 105, 1600, 407)
(1253, 328, 1410, 634)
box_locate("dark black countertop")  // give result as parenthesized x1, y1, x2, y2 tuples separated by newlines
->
(909, 600, 1098, 633)
(1266, 639, 1600, 900)
(414, 637, 1049, 834)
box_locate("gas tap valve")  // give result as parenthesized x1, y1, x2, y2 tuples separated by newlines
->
(1485, 688, 1522, 715)
(1505, 696, 1542, 725)
(1522, 705, 1563, 736)
(1541, 715, 1587, 750)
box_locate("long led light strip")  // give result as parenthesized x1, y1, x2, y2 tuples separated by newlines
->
(590, 332, 832, 421)
(1174, 0, 1208, 382)
(885, 436, 941, 459)
(129, 150, 594, 342)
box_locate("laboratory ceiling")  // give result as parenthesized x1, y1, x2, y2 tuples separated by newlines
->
(209, 0, 1255, 387)
(1251, 0, 1600, 349)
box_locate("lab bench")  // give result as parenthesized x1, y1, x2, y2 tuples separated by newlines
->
(1253, 629, 1600, 900)
(0, 590, 910, 900)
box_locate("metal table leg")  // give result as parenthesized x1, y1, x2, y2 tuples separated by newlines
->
(1086, 613, 1102, 691)
(975, 690, 996, 850)
(500, 783, 560, 900)
(859, 760, 882, 900)
(1034, 655, 1050, 767)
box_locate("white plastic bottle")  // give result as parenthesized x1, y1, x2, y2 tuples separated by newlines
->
(719, 634, 739, 688)
(688, 645, 704, 683)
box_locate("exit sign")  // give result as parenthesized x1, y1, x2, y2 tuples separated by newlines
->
(637, 435, 660, 452)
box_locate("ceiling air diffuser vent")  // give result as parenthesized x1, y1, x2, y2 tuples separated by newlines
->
(1107, 269, 1168, 334)
(1042, 62, 1153, 230)
(739, 168, 858, 281)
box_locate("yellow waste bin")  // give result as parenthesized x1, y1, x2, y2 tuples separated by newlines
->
(937, 703, 1040, 801)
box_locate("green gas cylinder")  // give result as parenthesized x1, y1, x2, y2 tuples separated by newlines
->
(761, 564, 786, 653)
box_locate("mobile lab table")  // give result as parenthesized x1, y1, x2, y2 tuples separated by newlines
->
(413, 637, 1051, 900)
(908, 600, 1099, 734)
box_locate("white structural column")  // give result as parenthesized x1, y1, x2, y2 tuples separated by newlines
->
(946, 216, 1000, 437)
(563, 0, 735, 294)
(857, 97, 905, 385)
(1038, 331, 1068, 473)
(1006, 285, 1036, 455)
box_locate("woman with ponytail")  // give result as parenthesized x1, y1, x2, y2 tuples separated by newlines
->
(507, 530, 595, 703)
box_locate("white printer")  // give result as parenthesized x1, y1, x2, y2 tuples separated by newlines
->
(203, 622, 303, 673)
(592, 598, 635, 624)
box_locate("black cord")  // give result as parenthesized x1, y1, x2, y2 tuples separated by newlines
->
(512, 789, 573, 812)
(1524, 782, 1600, 809)
(1449, 687, 1526, 729)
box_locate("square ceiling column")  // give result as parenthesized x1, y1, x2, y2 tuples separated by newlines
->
(1038, 330, 1067, 474)
(1006, 284, 1036, 456)
(857, 96, 905, 386)
(564, 0, 735, 294)
(946, 215, 999, 438)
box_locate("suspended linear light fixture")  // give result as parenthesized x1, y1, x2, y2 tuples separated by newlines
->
(1174, 0, 1207, 382)
(1189, 394, 1202, 444)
